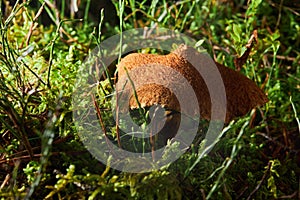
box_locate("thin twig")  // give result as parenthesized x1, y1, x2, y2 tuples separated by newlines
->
(267, 0, 300, 16)
(4, 105, 34, 159)
(278, 191, 297, 199)
(275, 0, 284, 29)
(0, 151, 87, 165)
(268, 54, 300, 64)
(246, 161, 272, 200)
(3, 135, 73, 159)
(237, 185, 249, 199)
(256, 131, 297, 154)
(115, 98, 122, 148)
(22, 2, 45, 47)
(91, 93, 116, 154)
(0, 174, 10, 189)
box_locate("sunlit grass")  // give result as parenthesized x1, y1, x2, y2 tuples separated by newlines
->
(0, 0, 299, 199)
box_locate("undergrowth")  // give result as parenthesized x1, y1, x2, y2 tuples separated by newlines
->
(0, 0, 299, 199)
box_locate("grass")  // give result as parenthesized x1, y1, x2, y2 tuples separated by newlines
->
(0, 0, 299, 199)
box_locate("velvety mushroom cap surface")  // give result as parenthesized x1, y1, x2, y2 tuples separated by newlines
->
(116, 44, 268, 123)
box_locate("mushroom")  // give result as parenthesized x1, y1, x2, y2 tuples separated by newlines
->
(116, 44, 268, 145)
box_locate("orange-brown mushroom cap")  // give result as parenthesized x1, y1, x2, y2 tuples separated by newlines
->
(116, 44, 268, 123)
